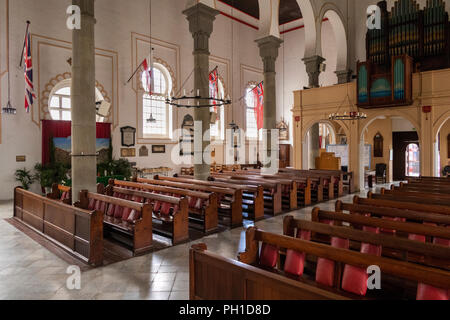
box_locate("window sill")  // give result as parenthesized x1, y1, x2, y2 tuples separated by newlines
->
(138, 137, 177, 144)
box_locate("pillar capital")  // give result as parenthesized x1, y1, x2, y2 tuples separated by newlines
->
(335, 69, 353, 84)
(183, 3, 219, 54)
(256, 35, 283, 73)
(302, 55, 325, 88)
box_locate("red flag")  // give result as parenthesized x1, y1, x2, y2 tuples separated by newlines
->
(142, 53, 153, 94)
(209, 68, 219, 113)
(24, 29, 36, 113)
(253, 82, 264, 130)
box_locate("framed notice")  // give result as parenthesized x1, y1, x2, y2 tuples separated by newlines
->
(120, 126, 136, 147)
(121, 148, 136, 158)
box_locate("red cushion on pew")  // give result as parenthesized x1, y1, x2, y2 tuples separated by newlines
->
(284, 230, 311, 276)
(106, 203, 115, 217)
(409, 234, 426, 242)
(433, 237, 450, 247)
(188, 196, 198, 208)
(315, 237, 349, 287)
(360, 226, 382, 256)
(160, 202, 172, 216)
(416, 283, 449, 300)
(88, 198, 96, 210)
(122, 207, 132, 221)
(114, 205, 124, 219)
(153, 201, 161, 212)
(127, 209, 137, 223)
(341, 265, 368, 296)
(259, 243, 278, 269)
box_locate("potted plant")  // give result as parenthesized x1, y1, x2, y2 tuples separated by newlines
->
(34, 162, 70, 194)
(14, 168, 35, 190)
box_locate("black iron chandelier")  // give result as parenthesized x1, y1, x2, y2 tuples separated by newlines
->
(328, 86, 367, 121)
(165, 89, 231, 109)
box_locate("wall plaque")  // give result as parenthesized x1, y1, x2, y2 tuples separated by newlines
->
(152, 145, 166, 154)
(16, 156, 26, 162)
(120, 126, 136, 147)
(139, 146, 149, 157)
(120, 148, 136, 158)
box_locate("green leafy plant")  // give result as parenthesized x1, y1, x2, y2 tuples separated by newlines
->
(34, 162, 70, 189)
(14, 168, 35, 190)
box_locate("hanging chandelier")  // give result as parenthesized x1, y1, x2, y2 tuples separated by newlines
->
(2, 101, 16, 115)
(165, 90, 231, 109)
(328, 86, 367, 121)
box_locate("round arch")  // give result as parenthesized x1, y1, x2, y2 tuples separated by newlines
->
(316, 4, 348, 71)
(433, 109, 450, 140)
(296, 0, 317, 57)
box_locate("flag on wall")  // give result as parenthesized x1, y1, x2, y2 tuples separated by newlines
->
(209, 68, 219, 112)
(24, 29, 36, 113)
(253, 82, 264, 130)
(141, 51, 154, 94)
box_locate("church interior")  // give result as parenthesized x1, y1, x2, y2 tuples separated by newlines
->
(0, 0, 449, 302)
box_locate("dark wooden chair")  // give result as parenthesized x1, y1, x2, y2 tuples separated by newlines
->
(375, 163, 387, 184)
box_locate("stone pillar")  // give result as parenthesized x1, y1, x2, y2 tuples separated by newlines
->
(256, 35, 283, 169)
(335, 69, 352, 84)
(71, 0, 97, 202)
(302, 55, 325, 88)
(183, 3, 219, 181)
(309, 123, 320, 169)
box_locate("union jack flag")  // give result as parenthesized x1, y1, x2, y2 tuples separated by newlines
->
(253, 82, 264, 130)
(24, 29, 36, 113)
(209, 68, 219, 112)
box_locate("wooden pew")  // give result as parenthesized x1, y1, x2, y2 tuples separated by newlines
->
(77, 190, 152, 255)
(283, 216, 450, 270)
(161, 175, 265, 221)
(396, 182, 450, 194)
(14, 187, 103, 266)
(47, 184, 72, 205)
(368, 190, 450, 206)
(312, 169, 353, 195)
(357, 195, 450, 217)
(216, 170, 298, 210)
(311, 208, 450, 243)
(141, 176, 243, 228)
(211, 173, 283, 215)
(279, 168, 339, 200)
(190, 228, 450, 300)
(407, 176, 450, 184)
(220, 169, 312, 207)
(277, 169, 325, 202)
(105, 185, 189, 245)
(337, 200, 450, 225)
(111, 179, 218, 234)
(381, 187, 450, 205)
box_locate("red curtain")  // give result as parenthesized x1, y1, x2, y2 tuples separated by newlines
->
(42, 120, 111, 164)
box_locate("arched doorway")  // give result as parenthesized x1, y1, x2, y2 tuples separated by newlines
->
(405, 143, 420, 177)
(360, 115, 419, 186)
(303, 122, 337, 169)
(434, 116, 450, 176)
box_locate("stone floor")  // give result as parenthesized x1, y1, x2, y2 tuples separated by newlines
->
(0, 184, 393, 300)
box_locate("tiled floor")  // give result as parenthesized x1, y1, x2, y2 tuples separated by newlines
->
(0, 184, 392, 300)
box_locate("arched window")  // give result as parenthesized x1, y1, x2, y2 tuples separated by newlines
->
(245, 85, 258, 139)
(210, 79, 225, 140)
(405, 143, 420, 177)
(141, 63, 173, 138)
(48, 79, 105, 122)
